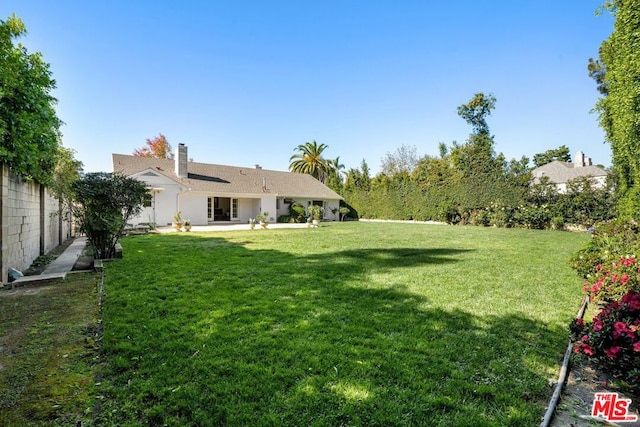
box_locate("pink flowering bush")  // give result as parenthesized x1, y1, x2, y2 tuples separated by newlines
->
(582, 256, 640, 303)
(570, 290, 640, 393)
(569, 219, 640, 279)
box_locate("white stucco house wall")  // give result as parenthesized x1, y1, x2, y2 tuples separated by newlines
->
(531, 151, 609, 194)
(112, 144, 343, 226)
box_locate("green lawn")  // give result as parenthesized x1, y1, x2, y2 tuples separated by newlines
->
(96, 222, 589, 426)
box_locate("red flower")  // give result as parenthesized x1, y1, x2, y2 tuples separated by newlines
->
(620, 274, 630, 285)
(614, 321, 629, 333)
(582, 344, 595, 356)
(634, 342, 640, 352)
(621, 291, 640, 310)
(593, 319, 603, 332)
(605, 346, 621, 359)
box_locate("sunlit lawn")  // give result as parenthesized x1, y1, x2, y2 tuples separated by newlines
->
(96, 222, 588, 426)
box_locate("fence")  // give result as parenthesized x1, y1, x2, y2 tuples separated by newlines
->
(0, 163, 72, 284)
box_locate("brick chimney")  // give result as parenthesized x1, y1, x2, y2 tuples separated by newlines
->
(175, 143, 188, 178)
(574, 151, 593, 168)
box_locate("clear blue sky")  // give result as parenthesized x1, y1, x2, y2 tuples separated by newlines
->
(1, 1, 614, 174)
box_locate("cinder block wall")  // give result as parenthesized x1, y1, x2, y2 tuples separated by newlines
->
(4, 168, 41, 276)
(0, 163, 71, 283)
(44, 189, 68, 253)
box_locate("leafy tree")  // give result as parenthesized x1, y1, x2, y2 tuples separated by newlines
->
(72, 173, 148, 259)
(593, 1, 640, 218)
(588, 54, 608, 96)
(0, 14, 62, 184)
(289, 140, 331, 182)
(50, 146, 83, 242)
(532, 145, 571, 167)
(411, 154, 459, 189)
(456, 92, 496, 140)
(560, 176, 616, 226)
(51, 146, 83, 204)
(325, 156, 345, 192)
(344, 159, 371, 192)
(133, 133, 173, 159)
(504, 156, 532, 189)
(380, 144, 419, 176)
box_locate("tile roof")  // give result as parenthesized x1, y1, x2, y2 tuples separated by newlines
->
(112, 154, 343, 200)
(532, 161, 608, 184)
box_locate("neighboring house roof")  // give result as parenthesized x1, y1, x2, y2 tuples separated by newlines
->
(532, 160, 608, 185)
(112, 153, 343, 200)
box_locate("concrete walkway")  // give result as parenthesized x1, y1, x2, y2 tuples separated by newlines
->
(43, 236, 88, 274)
(9, 237, 87, 287)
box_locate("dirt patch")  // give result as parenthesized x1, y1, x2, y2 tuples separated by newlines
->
(552, 359, 640, 426)
(72, 251, 95, 271)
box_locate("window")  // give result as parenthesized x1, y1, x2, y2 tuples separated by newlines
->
(143, 193, 152, 208)
(232, 198, 238, 219)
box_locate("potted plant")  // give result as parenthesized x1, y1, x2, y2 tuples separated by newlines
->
(183, 219, 191, 232)
(248, 218, 256, 230)
(339, 206, 350, 222)
(308, 205, 324, 226)
(256, 211, 269, 229)
(173, 211, 184, 231)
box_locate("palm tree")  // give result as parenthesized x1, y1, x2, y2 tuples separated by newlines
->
(327, 156, 346, 178)
(289, 140, 331, 182)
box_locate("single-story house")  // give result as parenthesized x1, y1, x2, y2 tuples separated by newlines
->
(112, 144, 343, 226)
(531, 151, 608, 194)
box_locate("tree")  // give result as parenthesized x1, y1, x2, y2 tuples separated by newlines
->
(51, 146, 83, 243)
(593, 1, 640, 218)
(51, 146, 83, 204)
(588, 55, 608, 96)
(532, 145, 571, 167)
(380, 144, 419, 176)
(456, 92, 496, 138)
(289, 140, 331, 182)
(344, 160, 372, 192)
(0, 14, 62, 184)
(72, 173, 148, 259)
(133, 133, 173, 159)
(325, 156, 345, 192)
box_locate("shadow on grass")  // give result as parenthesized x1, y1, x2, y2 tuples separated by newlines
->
(96, 233, 563, 426)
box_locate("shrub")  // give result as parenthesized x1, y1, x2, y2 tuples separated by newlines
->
(569, 220, 640, 279)
(289, 203, 306, 223)
(72, 173, 147, 259)
(581, 256, 640, 303)
(550, 216, 565, 231)
(469, 209, 489, 226)
(570, 291, 640, 393)
(514, 204, 551, 229)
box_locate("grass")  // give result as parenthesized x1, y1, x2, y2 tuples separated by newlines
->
(95, 221, 589, 426)
(0, 273, 100, 426)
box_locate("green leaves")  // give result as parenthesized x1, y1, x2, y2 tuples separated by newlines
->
(592, 1, 640, 218)
(72, 173, 148, 259)
(0, 14, 62, 184)
(289, 140, 331, 182)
